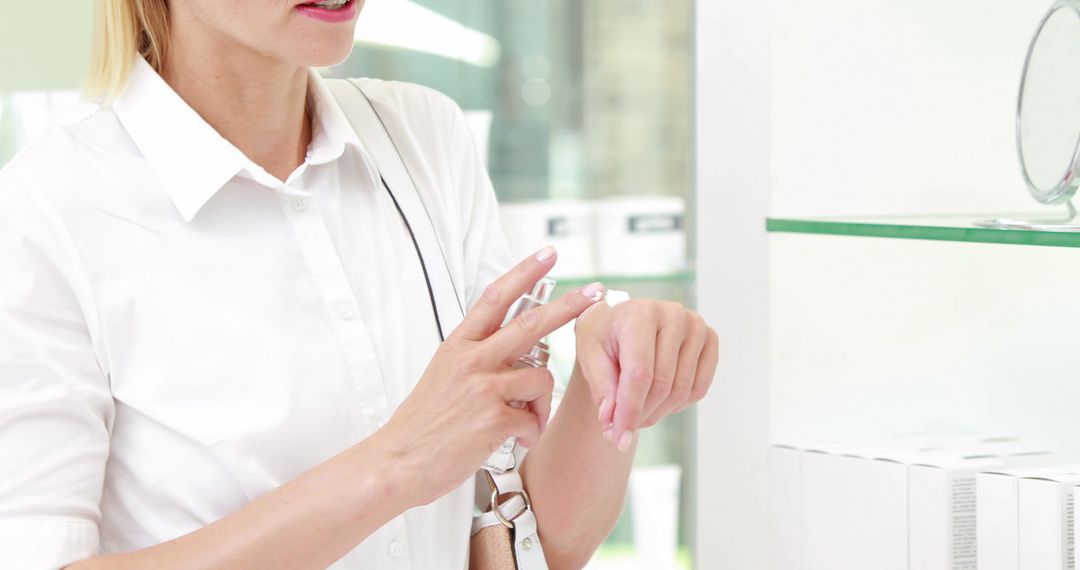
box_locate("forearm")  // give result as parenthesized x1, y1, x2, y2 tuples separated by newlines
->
(521, 363, 635, 568)
(68, 438, 412, 570)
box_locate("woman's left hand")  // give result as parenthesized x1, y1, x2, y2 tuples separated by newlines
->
(574, 298, 719, 450)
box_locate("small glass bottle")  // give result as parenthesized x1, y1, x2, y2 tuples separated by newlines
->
(503, 277, 556, 371)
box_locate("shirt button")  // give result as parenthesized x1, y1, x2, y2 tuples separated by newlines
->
(387, 538, 405, 558)
(290, 197, 309, 212)
(338, 305, 359, 321)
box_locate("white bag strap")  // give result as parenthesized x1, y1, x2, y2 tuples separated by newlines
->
(326, 78, 548, 569)
(325, 78, 465, 339)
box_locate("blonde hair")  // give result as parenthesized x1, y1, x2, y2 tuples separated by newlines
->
(84, 0, 170, 99)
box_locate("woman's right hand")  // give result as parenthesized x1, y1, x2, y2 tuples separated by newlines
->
(370, 246, 604, 507)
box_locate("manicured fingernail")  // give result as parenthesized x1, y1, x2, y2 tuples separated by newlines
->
(581, 282, 605, 301)
(603, 428, 613, 441)
(618, 431, 634, 452)
(535, 246, 556, 262)
(598, 398, 609, 422)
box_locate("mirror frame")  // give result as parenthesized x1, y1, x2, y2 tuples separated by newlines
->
(1017, 0, 1080, 205)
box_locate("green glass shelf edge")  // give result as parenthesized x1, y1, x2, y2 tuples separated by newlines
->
(554, 270, 695, 288)
(766, 214, 1080, 248)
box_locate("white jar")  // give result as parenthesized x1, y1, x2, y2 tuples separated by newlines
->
(594, 195, 686, 277)
(498, 200, 596, 279)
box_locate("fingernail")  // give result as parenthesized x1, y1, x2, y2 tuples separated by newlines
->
(535, 245, 556, 262)
(598, 398, 609, 422)
(581, 281, 605, 302)
(603, 428, 613, 441)
(618, 431, 634, 452)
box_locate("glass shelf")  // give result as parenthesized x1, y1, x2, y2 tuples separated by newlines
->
(766, 214, 1080, 248)
(554, 271, 696, 288)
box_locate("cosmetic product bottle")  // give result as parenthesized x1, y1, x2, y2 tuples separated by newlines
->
(504, 277, 555, 371)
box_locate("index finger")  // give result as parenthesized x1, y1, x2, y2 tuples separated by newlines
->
(451, 246, 558, 341)
(483, 282, 606, 364)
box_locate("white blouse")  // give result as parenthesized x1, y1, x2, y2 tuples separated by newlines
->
(0, 57, 536, 569)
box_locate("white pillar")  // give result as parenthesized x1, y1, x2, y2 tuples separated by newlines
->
(693, 0, 771, 567)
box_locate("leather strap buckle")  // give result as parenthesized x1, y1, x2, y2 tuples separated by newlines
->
(483, 469, 533, 529)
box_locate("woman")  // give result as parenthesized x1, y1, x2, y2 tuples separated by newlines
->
(0, 0, 718, 568)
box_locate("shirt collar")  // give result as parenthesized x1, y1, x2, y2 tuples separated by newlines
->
(112, 56, 362, 222)
(306, 68, 363, 165)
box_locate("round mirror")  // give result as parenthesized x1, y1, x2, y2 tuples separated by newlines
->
(978, 0, 1080, 230)
(1018, 0, 1080, 205)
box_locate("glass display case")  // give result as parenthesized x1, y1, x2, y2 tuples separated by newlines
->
(690, 0, 1080, 566)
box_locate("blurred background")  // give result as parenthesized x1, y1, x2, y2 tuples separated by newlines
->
(0, 1, 696, 568)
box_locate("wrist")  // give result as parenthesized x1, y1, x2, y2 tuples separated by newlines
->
(343, 435, 419, 515)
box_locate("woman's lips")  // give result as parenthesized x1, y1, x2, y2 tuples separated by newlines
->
(294, 0, 356, 23)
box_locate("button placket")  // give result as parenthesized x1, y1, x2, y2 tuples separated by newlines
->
(281, 191, 391, 418)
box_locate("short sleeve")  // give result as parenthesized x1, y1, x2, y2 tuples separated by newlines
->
(0, 169, 114, 569)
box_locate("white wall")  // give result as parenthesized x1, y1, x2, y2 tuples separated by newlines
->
(771, 235, 1080, 455)
(772, 0, 1048, 217)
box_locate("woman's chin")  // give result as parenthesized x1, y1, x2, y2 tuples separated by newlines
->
(292, 40, 356, 69)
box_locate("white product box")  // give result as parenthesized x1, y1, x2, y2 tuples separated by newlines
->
(776, 435, 1048, 570)
(868, 444, 994, 570)
(1018, 472, 1080, 570)
(979, 464, 1074, 570)
(870, 452, 923, 570)
(865, 437, 1041, 570)
(909, 454, 1006, 570)
(769, 445, 802, 570)
(801, 443, 898, 570)
(593, 196, 685, 277)
(800, 448, 847, 570)
(498, 200, 595, 279)
(833, 451, 879, 570)
(774, 439, 909, 570)
(979, 468, 1025, 570)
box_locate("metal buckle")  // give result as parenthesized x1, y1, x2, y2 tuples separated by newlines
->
(483, 469, 532, 529)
